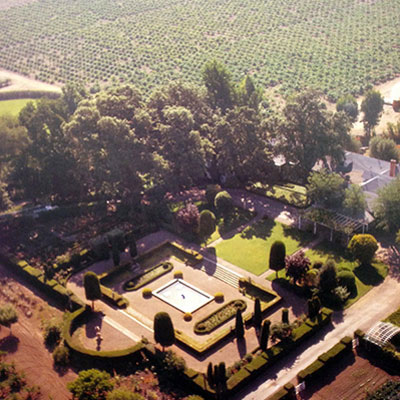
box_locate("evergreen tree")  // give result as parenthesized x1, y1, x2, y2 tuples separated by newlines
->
(83, 271, 102, 310)
(269, 241, 286, 278)
(253, 298, 262, 329)
(153, 312, 175, 351)
(235, 308, 244, 340)
(259, 320, 271, 351)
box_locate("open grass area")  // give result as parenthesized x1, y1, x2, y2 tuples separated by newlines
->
(267, 240, 388, 307)
(213, 218, 311, 275)
(248, 182, 309, 208)
(0, 98, 34, 116)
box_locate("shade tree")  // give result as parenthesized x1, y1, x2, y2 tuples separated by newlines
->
(348, 234, 378, 265)
(361, 89, 384, 138)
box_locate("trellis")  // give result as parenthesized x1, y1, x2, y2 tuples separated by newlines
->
(364, 322, 400, 347)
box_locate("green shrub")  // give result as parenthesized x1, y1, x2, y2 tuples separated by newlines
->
(297, 359, 324, 382)
(123, 262, 173, 291)
(107, 389, 144, 400)
(214, 191, 233, 216)
(206, 184, 221, 206)
(199, 209, 216, 238)
(337, 270, 357, 294)
(348, 234, 378, 265)
(43, 318, 63, 347)
(53, 345, 70, 367)
(173, 270, 183, 279)
(142, 288, 152, 298)
(184, 312, 192, 322)
(214, 292, 224, 302)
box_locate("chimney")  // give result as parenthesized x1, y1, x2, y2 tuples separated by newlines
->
(390, 159, 397, 177)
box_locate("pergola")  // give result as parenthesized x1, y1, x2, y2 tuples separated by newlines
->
(299, 206, 370, 241)
(364, 322, 400, 347)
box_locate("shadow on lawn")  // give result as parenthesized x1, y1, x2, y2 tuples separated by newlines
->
(354, 264, 384, 286)
(240, 218, 273, 240)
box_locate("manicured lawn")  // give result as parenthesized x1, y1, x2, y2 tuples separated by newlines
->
(267, 240, 388, 307)
(248, 182, 309, 208)
(0, 98, 35, 116)
(213, 218, 311, 275)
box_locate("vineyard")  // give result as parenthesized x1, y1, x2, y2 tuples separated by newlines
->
(0, 0, 399, 99)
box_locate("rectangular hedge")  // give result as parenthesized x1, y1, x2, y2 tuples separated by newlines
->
(297, 336, 353, 383)
(100, 285, 129, 309)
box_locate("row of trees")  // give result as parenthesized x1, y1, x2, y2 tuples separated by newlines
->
(0, 61, 356, 211)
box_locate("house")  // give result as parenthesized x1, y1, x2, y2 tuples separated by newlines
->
(339, 151, 399, 210)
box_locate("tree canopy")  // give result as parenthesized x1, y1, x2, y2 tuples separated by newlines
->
(83, 271, 102, 309)
(374, 176, 400, 231)
(361, 89, 384, 137)
(67, 369, 113, 400)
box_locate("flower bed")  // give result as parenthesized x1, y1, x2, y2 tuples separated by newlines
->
(194, 299, 247, 335)
(123, 262, 173, 291)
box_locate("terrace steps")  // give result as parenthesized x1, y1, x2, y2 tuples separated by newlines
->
(200, 258, 242, 289)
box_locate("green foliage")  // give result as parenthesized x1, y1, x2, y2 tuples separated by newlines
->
(42, 318, 63, 347)
(343, 184, 367, 217)
(0, 303, 18, 331)
(348, 234, 378, 265)
(337, 270, 357, 295)
(199, 209, 216, 238)
(67, 369, 114, 400)
(374, 176, 400, 231)
(361, 89, 384, 136)
(123, 262, 173, 291)
(336, 94, 358, 123)
(214, 190, 233, 216)
(269, 241, 286, 275)
(83, 271, 102, 306)
(194, 299, 247, 334)
(384, 120, 400, 144)
(0, 180, 12, 211)
(154, 312, 175, 349)
(106, 389, 144, 400)
(370, 136, 399, 162)
(285, 250, 311, 284)
(318, 260, 338, 293)
(176, 202, 200, 233)
(53, 345, 70, 367)
(306, 169, 345, 208)
(205, 184, 221, 206)
(281, 308, 289, 324)
(259, 320, 270, 351)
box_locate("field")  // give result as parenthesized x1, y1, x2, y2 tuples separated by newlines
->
(0, 98, 34, 116)
(213, 218, 311, 275)
(0, 0, 399, 99)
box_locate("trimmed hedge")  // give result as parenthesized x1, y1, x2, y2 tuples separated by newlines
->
(194, 300, 247, 335)
(100, 285, 129, 308)
(297, 336, 353, 383)
(123, 261, 173, 291)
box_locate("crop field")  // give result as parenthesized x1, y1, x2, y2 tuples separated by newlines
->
(0, 0, 399, 99)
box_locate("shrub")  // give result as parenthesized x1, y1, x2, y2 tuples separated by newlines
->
(142, 288, 152, 298)
(285, 251, 310, 284)
(173, 270, 183, 279)
(199, 209, 216, 238)
(107, 389, 144, 400)
(348, 234, 378, 265)
(43, 318, 62, 347)
(214, 191, 233, 216)
(67, 369, 114, 400)
(206, 184, 221, 206)
(214, 292, 224, 302)
(184, 312, 192, 322)
(337, 270, 357, 294)
(370, 136, 399, 162)
(154, 312, 175, 349)
(318, 260, 337, 293)
(176, 202, 200, 233)
(53, 345, 70, 367)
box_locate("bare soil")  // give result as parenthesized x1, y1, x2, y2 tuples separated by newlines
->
(0, 69, 61, 93)
(0, 262, 76, 400)
(303, 351, 400, 400)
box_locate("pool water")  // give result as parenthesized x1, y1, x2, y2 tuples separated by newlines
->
(153, 279, 214, 313)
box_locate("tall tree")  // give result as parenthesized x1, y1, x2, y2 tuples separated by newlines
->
(259, 319, 270, 351)
(348, 234, 378, 266)
(237, 75, 263, 110)
(373, 177, 400, 231)
(369, 136, 399, 162)
(154, 312, 175, 351)
(361, 89, 384, 139)
(83, 271, 102, 309)
(336, 94, 359, 123)
(306, 169, 346, 208)
(318, 261, 338, 293)
(253, 298, 262, 329)
(278, 90, 350, 178)
(343, 184, 367, 217)
(202, 60, 235, 112)
(235, 308, 244, 340)
(269, 241, 286, 277)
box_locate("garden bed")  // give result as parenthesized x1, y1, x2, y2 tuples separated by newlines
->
(123, 262, 173, 291)
(194, 299, 247, 335)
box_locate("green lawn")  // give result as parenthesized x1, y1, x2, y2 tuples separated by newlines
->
(267, 241, 388, 307)
(0, 99, 35, 117)
(248, 182, 309, 208)
(212, 218, 311, 275)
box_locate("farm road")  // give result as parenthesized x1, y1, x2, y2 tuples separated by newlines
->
(235, 275, 400, 400)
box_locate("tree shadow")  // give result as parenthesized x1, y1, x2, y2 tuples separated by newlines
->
(85, 311, 104, 339)
(354, 264, 384, 286)
(236, 337, 247, 359)
(282, 225, 312, 245)
(0, 334, 19, 353)
(240, 218, 273, 240)
(201, 246, 217, 276)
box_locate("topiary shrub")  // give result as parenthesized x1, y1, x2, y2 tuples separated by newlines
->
(199, 209, 217, 238)
(142, 288, 152, 298)
(53, 345, 70, 367)
(174, 270, 183, 279)
(184, 312, 192, 322)
(348, 234, 378, 265)
(214, 191, 233, 216)
(214, 292, 224, 302)
(269, 241, 286, 277)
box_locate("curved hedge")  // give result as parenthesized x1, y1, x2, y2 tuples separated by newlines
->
(123, 261, 173, 291)
(194, 300, 247, 335)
